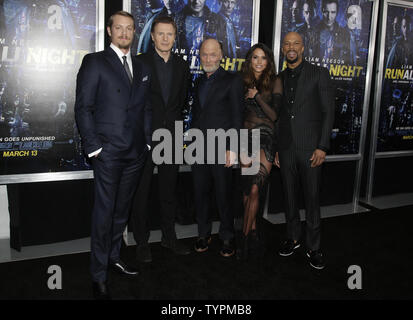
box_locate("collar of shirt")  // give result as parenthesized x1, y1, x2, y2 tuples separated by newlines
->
(153, 50, 173, 64)
(110, 43, 133, 74)
(201, 66, 223, 82)
(287, 60, 304, 77)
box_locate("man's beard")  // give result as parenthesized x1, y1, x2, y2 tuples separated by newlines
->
(202, 63, 220, 73)
(118, 43, 131, 50)
(286, 51, 299, 64)
(286, 56, 299, 64)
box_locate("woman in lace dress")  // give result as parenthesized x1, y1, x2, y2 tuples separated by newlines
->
(239, 43, 283, 257)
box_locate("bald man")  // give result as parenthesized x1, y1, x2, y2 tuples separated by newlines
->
(191, 38, 244, 257)
(274, 32, 334, 270)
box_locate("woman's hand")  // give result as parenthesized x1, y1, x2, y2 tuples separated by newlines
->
(245, 87, 258, 99)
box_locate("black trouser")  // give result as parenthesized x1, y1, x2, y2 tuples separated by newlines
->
(131, 152, 179, 245)
(90, 152, 146, 282)
(278, 147, 322, 251)
(191, 164, 234, 241)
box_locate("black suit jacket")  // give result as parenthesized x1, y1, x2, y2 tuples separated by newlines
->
(191, 67, 244, 152)
(277, 61, 335, 152)
(136, 51, 190, 133)
(75, 47, 152, 161)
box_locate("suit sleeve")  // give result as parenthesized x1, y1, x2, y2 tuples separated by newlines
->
(74, 54, 102, 155)
(144, 68, 152, 147)
(180, 60, 191, 112)
(228, 74, 245, 151)
(317, 67, 335, 152)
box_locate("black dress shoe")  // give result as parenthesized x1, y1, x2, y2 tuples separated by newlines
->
(278, 239, 300, 257)
(220, 239, 235, 257)
(110, 260, 139, 276)
(307, 250, 325, 270)
(161, 238, 191, 255)
(136, 244, 152, 263)
(92, 281, 111, 300)
(194, 237, 212, 253)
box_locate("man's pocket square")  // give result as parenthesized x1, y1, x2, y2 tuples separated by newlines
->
(142, 76, 148, 82)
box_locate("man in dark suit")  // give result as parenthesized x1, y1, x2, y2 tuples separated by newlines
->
(131, 16, 191, 263)
(274, 32, 334, 270)
(75, 11, 152, 299)
(191, 38, 244, 257)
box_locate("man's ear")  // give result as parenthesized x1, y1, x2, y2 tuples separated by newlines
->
(107, 26, 112, 37)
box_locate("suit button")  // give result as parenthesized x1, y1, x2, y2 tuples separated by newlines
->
(291, 115, 295, 119)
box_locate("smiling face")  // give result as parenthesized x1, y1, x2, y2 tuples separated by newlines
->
(107, 14, 135, 51)
(282, 32, 304, 66)
(250, 48, 268, 78)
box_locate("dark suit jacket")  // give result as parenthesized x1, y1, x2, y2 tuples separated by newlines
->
(191, 67, 244, 152)
(75, 47, 152, 161)
(277, 61, 335, 152)
(136, 51, 190, 133)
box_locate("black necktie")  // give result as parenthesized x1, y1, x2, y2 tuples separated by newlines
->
(122, 56, 133, 84)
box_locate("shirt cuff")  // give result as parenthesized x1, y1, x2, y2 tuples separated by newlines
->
(317, 145, 328, 153)
(147, 144, 151, 151)
(88, 148, 102, 158)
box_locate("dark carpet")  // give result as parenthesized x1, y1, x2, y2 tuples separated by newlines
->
(0, 205, 412, 301)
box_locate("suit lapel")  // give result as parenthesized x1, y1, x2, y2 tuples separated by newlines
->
(104, 47, 132, 88)
(292, 62, 308, 110)
(166, 56, 180, 108)
(201, 68, 224, 109)
(130, 57, 142, 99)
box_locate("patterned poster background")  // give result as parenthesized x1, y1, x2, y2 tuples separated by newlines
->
(377, 3, 413, 152)
(279, 0, 374, 155)
(0, 0, 96, 176)
(130, 0, 254, 132)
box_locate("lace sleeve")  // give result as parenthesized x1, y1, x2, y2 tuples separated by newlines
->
(254, 76, 283, 122)
(271, 76, 283, 120)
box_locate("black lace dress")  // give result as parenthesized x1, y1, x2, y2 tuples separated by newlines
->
(241, 76, 283, 194)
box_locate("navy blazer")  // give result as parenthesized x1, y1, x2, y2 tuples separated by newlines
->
(75, 47, 152, 161)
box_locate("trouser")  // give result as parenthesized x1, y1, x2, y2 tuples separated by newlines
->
(278, 148, 322, 251)
(90, 151, 146, 282)
(191, 164, 234, 241)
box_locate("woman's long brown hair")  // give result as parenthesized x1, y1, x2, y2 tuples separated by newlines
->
(242, 43, 277, 96)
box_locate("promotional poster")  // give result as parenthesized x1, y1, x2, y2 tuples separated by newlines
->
(377, 3, 413, 152)
(278, 0, 374, 155)
(130, 0, 255, 131)
(0, 0, 96, 176)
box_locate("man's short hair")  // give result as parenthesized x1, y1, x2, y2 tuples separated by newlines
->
(150, 15, 178, 35)
(107, 11, 135, 29)
(322, 0, 338, 10)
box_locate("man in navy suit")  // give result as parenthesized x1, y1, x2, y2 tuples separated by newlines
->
(75, 11, 152, 300)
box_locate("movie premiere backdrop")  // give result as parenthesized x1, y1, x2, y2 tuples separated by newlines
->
(126, 0, 259, 132)
(376, 1, 413, 152)
(0, 0, 100, 181)
(275, 0, 375, 155)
